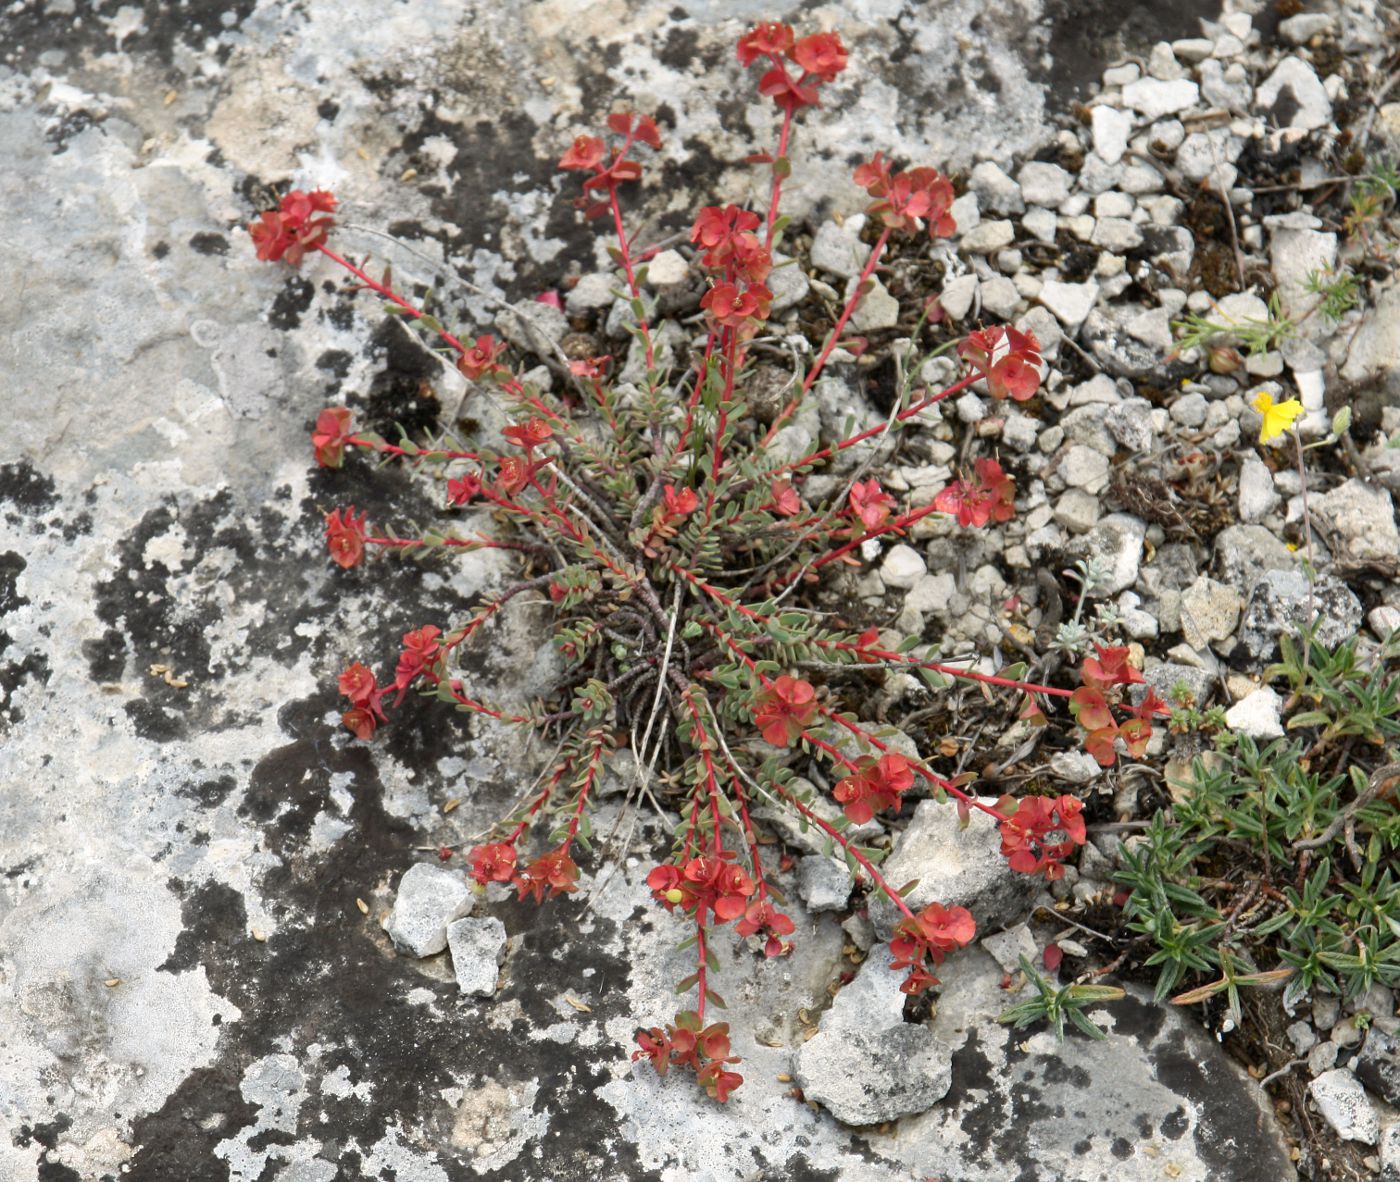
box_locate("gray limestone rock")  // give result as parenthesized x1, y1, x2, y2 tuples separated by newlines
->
(1354, 1028, 1400, 1107)
(1238, 456, 1280, 523)
(387, 864, 474, 958)
(1256, 56, 1332, 131)
(1016, 161, 1071, 208)
(1038, 279, 1099, 333)
(1213, 524, 1298, 590)
(796, 855, 855, 914)
(968, 161, 1024, 215)
(1224, 688, 1284, 740)
(495, 298, 569, 355)
(1239, 571, 1364, 662)
(1179, 576, 1241, 650)
(811, 218, 871, 279)
(1078, 513, 1148, 596)
(1313, 479, 1400, 564)
(446, 916, 508, 997)
(1384, 1123, 1400, 1182)
(1309, 1069, 1379, 1144)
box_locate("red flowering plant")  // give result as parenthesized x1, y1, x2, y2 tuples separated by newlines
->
(247, 23, 1109, 1103)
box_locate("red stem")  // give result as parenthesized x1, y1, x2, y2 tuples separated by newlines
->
(316, 245, 469, 360)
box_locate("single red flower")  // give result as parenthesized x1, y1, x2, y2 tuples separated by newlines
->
(338, 661, 382, 707)
(312, 407, 354, 468)
(325, 506, 368, 569)
(691, 204, 762, 254)
(769, 478, 800, 517)
(833, 753, 915, 824)
(790, 31, 847, 81)
(735, 899, 796, 958)
(661, 484, 699, 518)
(848, 479, 895, 531)
(393, 624, 443, 700)
(632, 1027, 674, 1075)
(646, 863, 685, 909)
(752, 675, 817, 747)
(934, 458, 1016, 529)
(1128, 688, 1170, 721)
(568, 355, 612, 380)
(457, 335, 506, 381)
(606, 111, 662, 149)
(447, 473, 482, 506)
(502, 417, 555, 451)
(890, 901, 976, 993)
(697, 1060, 744, 1103)
(495, 455, 531, 497)
(341, 706, 379, 740)
(468, 841, 518, 885)
(248, 189, 336, 266)
(957, 327, 1043, 402)
(757, 65, 819, 112)
(680, 855, 755, 923)
(558, 135, 606, 171)
(1069, 686, 1114, 732)
(699, 281, 772, 329)
(736, 21, 795, 65)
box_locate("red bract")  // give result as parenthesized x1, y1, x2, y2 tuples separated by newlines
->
(447, 473, 482, 506)
(933, 458, 1016, 529)
(325, 506, 367, 569)
(513, 848, 579, 903)
(769, 478, 800, 516)
(1081, 643, 1143, 691)
(1129, 688, 1171, 721)
(312, 407, 354, 468)
(503, 418, 554, 451)
(662, 484, 699, 518)
(632, 1014, 743, 1101)
(757, 65, 819, 112)
(698, 1060, 744, 1103)
(997, 794, 1086, 880)
(469, 841, 519, 885)
(457, 335, 506, 381)
(848, 478, 895, 531)
(752, 675, 817, 747)
(852, 152, 956, 238)
(956, 326, 1043, 401)
(791, 32, 848, 81)
(495, 456, 531, 497)
(833, 753, 914, 824)
(889, 902, 976, 994)
(735, 899, 796, 957)
(249, 189, 336, 266)
(337, 660, 387, 740)
(558, 135, 605, 171)
(568, 355, 611, 380)
(736, 21, 795, 65)
(680, 854, 755, 924)
(699, 281, 773, 329)
(646, 863, 685, 908)
(341, 706, 380, 741)
(690, 204, 761, 259)
(393, 624, 442, 699)
(606, 111, 662, 150)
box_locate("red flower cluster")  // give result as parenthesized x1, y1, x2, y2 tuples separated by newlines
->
(699, 281, 773, 330)
(737, 23, 848, 112)
(338, 661, 387, 740)
(996, 794, 1086, 880)
(752, 675, 817, 746)
(956, 326, 1043, 402)
(735, 899, 796, 958)
(468, 841, 518, 884)
(249, 189, 336, 266)
(933, 457, 1016, 529)
(833, 753, 914, 824)
(1069, 645, 1164, 766)
(853, 152, 956, 238)
(325, 506, 367, 569)
(642, 484, 699, 556)
(393, 624, 442, 703)
(558, 111, 662, 219)
(513, 848, 580, 904)
(447, 473, 482, 506)
(502, 417, 554, 452)
(889, 902, 976, 995)
(312, 407, 354, 469)
(633, 1012, 743, 1102)
(647, 854, 755, 925)
(848, 478, 895, 531)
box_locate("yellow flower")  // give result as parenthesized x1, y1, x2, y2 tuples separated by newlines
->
(1253, 390, 1304, 443)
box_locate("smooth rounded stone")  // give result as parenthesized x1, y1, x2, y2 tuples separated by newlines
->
(1355, 1028, 1400, 1105)
(1371, 605, 1400, 640)
(1239, 570, 1364, 662)
(1117, 590, 1160, 639)
(956, 392, 987, 423)
(1001, 411, 1041, 453)
(566, 271, 618, 316)
(905, 571, 958, 616)
(1146, 40, 1182, 81)
(868, 798, 1038, 938)
(387, 863, 475, 958)
(1054, 489, 1102, 534)
(1169, 392, 1208, 428)
(795, 854, 854, 914)
(1038, 279, 1099, 333)
(1171, 37, 1215, 63)
(1022, 205, 1058, 244)
(1287, 1020, 1319, 1056)
(1214, 291, 1270, 326)
(1238, 456, 1280, 522)
(1016, 162, 1071, 208)
(1280, 13, 1334, 43)
(1212, 524, 1297, 590)
(1090, 217, 1143, 252)
(1180, 576, 1241, 649)
(880, 543, 927, 590)
(1256, 56, 1332, 131)
(1103, 62, 1140, 87)
(766, 254, 810, 312)
(1091, 105, 1134, 165)
(643, 248, 688, 287)
(1310, 1069, 1380, 1144)
(1245, 350, 1284, 378)
(1313, 479, 1400, 563)
(1121, 76, 1199, 119)
(1093, 190, 1134, 219)
(1067, 373, 1120, 407)
(978, 275, 1020, 319)
(1316, 994, 1342, 1032)
(968, 160, 1024, 215)
(1105, 398, 1156, 452)
(1078, 513, 1147, 595)
(849, 277, 900, 332)
(940, 273, 979, 320)
(794, 944, 953, 1126)
(1223, 687, 1283, 740)
(1058, 445, 1110, 494)
(1331, 1017, 1365, 1049)
(446, 916, 507, 997)
(495, 298, 569, 354)
(810, 217, 871, 278)
(1308, 1040, 1340, 1076)
(1050, 749, 1103, 783)
(961, 219, 1015, 254)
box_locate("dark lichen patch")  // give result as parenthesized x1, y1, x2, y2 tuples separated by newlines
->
(0, 461, 58, 516)
(188, 232, 229, 256)
(83, 627, 129, 683)
(269, 275, 316, 331)
(364, 317, 444, 440)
